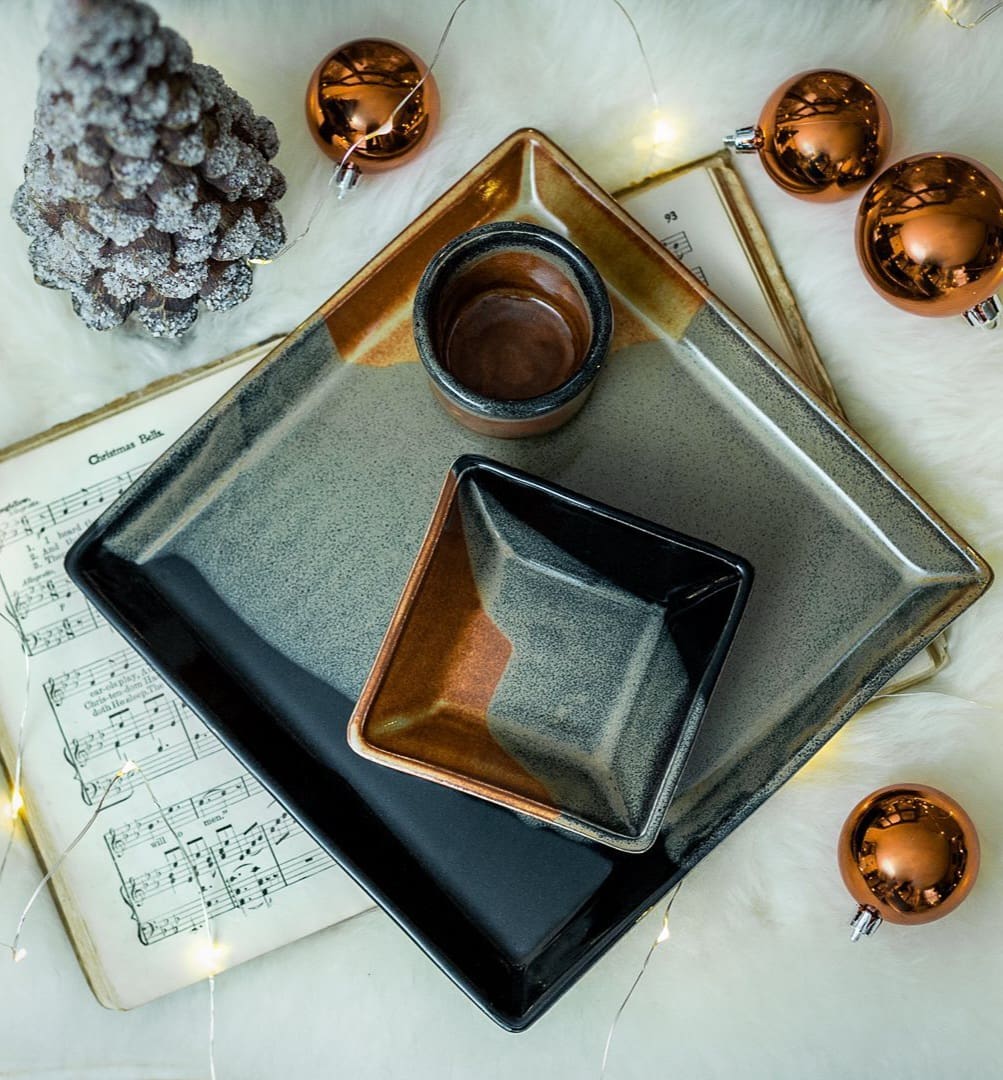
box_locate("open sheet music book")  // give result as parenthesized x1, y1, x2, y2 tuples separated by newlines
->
(0, 344, 372, 1009)
(0, 151, 940, 1011)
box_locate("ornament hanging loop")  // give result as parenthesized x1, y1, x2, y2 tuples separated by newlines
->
(723, 126, 763, 154)
(849, 904, 882, 942)
(335, 161, 362, 198)
(964, 295, 1000, 329)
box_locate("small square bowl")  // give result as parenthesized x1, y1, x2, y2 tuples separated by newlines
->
(348, 456, 753, 852)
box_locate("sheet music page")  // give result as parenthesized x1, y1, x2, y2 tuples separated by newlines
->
(0, 355, 371, 1009)
(619, 165, 790, 362)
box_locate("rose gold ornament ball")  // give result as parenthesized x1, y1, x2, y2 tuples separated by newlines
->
(838, 784, 980, 926)
(757, 69, 891, 201)
(305, 38, 439, 172)
(856, 152, 1003, 317)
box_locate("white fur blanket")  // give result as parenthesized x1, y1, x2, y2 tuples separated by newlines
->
(0, 1, 1000, 1077)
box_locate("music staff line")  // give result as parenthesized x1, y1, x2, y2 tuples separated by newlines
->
(77, 728, 224, 806)
(121, 813, 306, 908)
(134, 847, 331, 944)
(105, 773, 266, 856)
(66, 693, 186, 768)
(0, 466, 147, 549)
(9, 570, 75, 620)
(44, 646, 139, 706)
(660, 229, 693, 259)
(49, 680, 225, 806)
(25, 601, 105, 656)
(112, 820, 332, 945)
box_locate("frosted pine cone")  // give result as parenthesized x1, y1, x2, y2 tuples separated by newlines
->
(11, 0, 286, 337)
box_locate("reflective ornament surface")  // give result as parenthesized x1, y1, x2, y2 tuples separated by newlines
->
(856, 152, 1003, 321)
(725, 70, 891, 201)
(305, 38, 439, 173)
(838, 784, 980, 940)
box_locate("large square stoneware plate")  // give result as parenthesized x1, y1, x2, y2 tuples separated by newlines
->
(66, 130, 991, 1030)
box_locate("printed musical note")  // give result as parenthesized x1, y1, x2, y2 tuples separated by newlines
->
(660, 229, 693, 259)
(104, 775, 264, 856)
(25, 603, 104, 655)
(51, 667, 225, 804)
(44, 647, 138, 706)
(690, 265, 709, 286)
(108, 793, 333, 946)
(0, 466, 146, 550)
(11, 572, 76, 620)
(0, 503, 49, 548)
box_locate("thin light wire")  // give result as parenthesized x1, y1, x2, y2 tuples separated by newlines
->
(610, 0, 660, 109)
(3, 764, 130, 961)
(0, 756, 218, 1079)
(599, 881, 683, 1079)
(258, 165, 340, 260)
(260, 0, 662, 261)
(935, 0, 1002, 28)
(335, 0, 662, 175)
(335, 0, 475, 180)
(871, 687, 1000, 712)
(0, 590, 218, 1075)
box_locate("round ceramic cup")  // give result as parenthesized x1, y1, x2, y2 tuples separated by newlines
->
(412, 221, 613, 438)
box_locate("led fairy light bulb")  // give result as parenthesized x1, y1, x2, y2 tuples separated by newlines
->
(632, 111, 679, 160)
(195, 937, 228, 976)
(650, 113, 677, 158)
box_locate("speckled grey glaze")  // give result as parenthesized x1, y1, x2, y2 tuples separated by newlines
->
(461, 480, 684, 837)
(65, 131, 992, 1032)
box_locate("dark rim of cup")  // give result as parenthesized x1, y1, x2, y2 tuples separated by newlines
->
(413, 221, 613, 422)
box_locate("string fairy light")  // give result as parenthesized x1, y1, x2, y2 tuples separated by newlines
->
(0, 753, 220, 1078)
(334, 0, 667, 180)
(0, 607, 30, 889)
(934, 0, 1002, 27)
(251, 0, 672, 264)
(599, 881, 684, 1079)
(1, 760, 138, 965)
(600, 686, 997, 1075)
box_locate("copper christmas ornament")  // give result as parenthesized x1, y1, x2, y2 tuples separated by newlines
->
(856, 152, 1003, 327)
(305, 38, 439, 191)
(838, 784, 980, 941)
(725, 69, 891, 201)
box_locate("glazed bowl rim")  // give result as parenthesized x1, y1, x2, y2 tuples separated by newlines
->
(412, 221, 613, 421)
